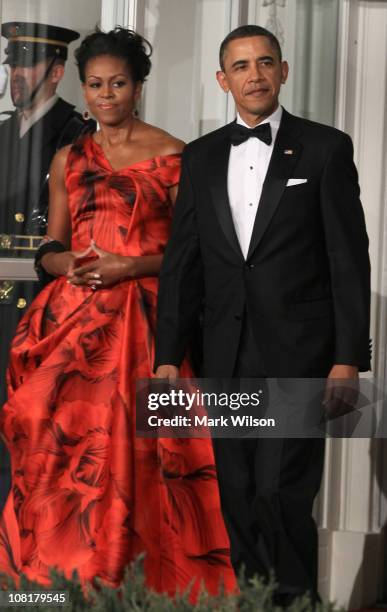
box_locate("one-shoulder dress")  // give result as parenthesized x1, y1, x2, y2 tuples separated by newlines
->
(0, 135, 236, 597)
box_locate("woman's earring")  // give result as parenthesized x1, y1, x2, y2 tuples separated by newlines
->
(133, 108, 139, 118)
(82, 109, 90, 121)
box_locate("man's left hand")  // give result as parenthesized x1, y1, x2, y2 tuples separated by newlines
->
(323, 364, 359, 421)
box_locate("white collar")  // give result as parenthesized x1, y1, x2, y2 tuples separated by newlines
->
(19, 94, 59, 138)
(236, 105, 283, 129)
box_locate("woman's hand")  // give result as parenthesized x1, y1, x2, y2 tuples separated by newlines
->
(67, 243, 136, 289)
(40, 251, 77, 277)
(40, 244, 103, 278)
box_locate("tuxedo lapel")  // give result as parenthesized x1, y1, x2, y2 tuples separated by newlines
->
(246, 111, 303, 260)
(209, 126, 244, 260)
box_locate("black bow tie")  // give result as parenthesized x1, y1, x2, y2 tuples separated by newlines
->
(230, 122, 272, 146)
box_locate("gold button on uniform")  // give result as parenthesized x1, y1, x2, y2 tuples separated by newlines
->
(15, 213, 25, 223)
(17, 298, 27, 309)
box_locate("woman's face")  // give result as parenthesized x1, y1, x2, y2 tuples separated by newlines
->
(83, 54, 141, 126)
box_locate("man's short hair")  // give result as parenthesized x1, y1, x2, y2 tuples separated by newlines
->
(219, 25, 282, 70)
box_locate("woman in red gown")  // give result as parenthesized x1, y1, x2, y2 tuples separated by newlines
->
(0, 28, 236, 597)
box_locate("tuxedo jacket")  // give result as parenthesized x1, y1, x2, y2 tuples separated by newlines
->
(155, 109, 371, 377)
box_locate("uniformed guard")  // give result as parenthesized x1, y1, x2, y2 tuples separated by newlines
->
(0, 21, 95, 253)
(0, 21, 95, 509)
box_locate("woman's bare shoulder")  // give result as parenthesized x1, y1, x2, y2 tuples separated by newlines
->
(140, 122, 185, 155)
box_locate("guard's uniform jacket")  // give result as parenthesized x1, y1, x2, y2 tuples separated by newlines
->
(0, 98, 95, 403)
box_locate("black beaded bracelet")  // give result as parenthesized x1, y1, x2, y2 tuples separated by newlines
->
(34, 239, 66, 287)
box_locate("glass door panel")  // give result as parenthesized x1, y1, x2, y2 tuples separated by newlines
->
(0, 0, 102, 511)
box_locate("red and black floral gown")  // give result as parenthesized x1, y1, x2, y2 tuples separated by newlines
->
(0, 135, 236, 597)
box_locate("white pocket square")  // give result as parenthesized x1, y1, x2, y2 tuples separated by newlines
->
(286, 178, 308, 186)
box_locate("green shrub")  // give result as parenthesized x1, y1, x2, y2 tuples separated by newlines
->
(0, 558, 344, 611)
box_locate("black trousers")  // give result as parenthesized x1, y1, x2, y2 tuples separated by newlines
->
(212, 313, 325, 598)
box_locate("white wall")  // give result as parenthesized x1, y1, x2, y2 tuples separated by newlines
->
(141, 0, 233, 142)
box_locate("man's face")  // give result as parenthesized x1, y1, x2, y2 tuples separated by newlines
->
(10, 60, 50, 109)
(216, 35, 288, 126)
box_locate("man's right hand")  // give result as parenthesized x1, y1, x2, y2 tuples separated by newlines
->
(155, 365, 179, 381)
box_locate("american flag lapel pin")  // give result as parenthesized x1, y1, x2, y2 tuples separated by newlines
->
(284, 149, 294, 155)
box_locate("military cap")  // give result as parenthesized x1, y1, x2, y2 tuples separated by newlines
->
(1, 21, 80, 67)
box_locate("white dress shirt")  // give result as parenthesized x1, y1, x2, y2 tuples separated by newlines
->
(19, 94, 59, 138)
(227, 105, 283, 259)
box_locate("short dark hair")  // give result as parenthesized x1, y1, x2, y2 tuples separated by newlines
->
(75, 27, 152, 83)
(219, 25, 282, 70)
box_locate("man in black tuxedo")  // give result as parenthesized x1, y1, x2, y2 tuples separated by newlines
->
(155, 25, 370, 601)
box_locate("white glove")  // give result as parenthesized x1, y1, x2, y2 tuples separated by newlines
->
(0, 65, 8, 97)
